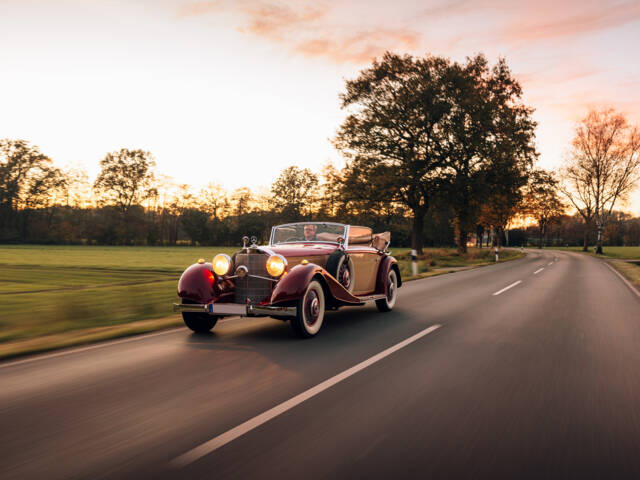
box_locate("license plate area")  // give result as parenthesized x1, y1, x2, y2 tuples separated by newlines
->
(209, 303, 247, 315)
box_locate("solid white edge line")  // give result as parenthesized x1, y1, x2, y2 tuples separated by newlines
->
(548, 262, 553, 266)
(604, 262, 640, 299)
(492, 280, 522, 296)
(171, 324, 442, 468)
(534, 268, 544, 275)
(0, 316, 238, 370)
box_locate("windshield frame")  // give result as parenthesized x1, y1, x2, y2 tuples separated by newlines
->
(269, 222, 350, 247)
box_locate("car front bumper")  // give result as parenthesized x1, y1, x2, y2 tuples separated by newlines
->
(173, 302, 297, 317)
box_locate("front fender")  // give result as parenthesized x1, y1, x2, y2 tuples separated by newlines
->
(177, 263, 234, 304)
(270, 263, 361, 306)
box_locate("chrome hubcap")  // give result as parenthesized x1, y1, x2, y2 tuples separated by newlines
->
(305, 291, 320, 326)
(340, 266, 350, 288)
(387, 274, 396, 302)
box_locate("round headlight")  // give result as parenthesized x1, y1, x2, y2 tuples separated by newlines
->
(266, 254, 287, 277)
(212, 254, 231, 276)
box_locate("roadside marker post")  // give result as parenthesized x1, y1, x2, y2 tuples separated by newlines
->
(495, 247, 499, 262)
(411, 249, 418, 276)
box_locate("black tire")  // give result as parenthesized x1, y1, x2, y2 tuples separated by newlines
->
(290, 280, 325, 338)
(376, 269, 398, 312)
(326, 250, 355, 292)
(182, 312, 218, 333)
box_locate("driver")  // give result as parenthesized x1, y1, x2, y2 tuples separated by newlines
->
(303, 224, 318, 241)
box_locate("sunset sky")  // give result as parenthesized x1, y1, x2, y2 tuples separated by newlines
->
(1, 0, 639, 212)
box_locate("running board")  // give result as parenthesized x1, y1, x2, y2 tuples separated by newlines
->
(355, 294, 387, 303)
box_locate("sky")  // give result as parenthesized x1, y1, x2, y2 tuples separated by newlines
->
(1, 0, 640, 212)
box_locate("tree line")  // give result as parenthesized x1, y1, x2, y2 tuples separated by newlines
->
(1, 52, 639, 252)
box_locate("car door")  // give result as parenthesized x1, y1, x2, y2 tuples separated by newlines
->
(346, 226, 379, 295)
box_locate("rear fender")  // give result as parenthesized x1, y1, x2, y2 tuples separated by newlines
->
(271, 263, 362, 306)
(375, 256, 402, 295)
(177, 263, 234, 304)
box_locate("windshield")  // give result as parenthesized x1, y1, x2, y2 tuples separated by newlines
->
(271, 223, 347, 245)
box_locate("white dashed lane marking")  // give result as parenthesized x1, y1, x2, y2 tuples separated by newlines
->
(492, 280, 522, 296)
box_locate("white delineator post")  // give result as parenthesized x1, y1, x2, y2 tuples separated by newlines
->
(411, 249, 418, 276)
(494, 247, 499, 262)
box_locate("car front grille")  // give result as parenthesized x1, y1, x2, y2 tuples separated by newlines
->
(234, 251, 275, 305)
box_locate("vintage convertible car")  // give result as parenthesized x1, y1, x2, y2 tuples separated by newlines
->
(173, 222, 401, 338)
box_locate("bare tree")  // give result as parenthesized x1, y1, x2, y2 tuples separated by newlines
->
(561, 109, 640, 254)
(559, 163, 595, 251)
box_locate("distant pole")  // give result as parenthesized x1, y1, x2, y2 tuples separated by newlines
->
(494, 247, 499, 262)
(411, 249, 418, 275)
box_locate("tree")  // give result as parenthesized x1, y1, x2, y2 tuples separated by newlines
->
(93, 149, 157, 214)
(198, 183, 229, 221)
(317, 162, 343, 218)
(231, 187, 253, 216)
(561, 108, 640, 254)
(559, 162, 595, 252)
(334, 52, 536, 254)
(334, 53, 455, 254)
(270, 166, 318, 220)
(524, 170, 565, 248)
(439, 55, 537, 253)
(0, 139, 66, 238)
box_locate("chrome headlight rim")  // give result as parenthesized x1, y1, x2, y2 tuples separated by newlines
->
(266, 254, 287, 277)
(212, 253, 232, 276)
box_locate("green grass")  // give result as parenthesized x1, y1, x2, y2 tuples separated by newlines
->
(392, 247, 523, 280)
(0, 245, 236, 343)
(609, 260, 640, 290)
(0, 245, 524, 359)
(543, 246, 640, 259)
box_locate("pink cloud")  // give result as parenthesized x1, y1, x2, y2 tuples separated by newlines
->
(502, 1, 640, 42)
(177, 0, 420, 64)
(241, 2, 327, 38)
(293, 29, 420, 64)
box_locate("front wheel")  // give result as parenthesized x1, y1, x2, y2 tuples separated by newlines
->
(290, 280, 325, 338)
(376, 269, 398, 312)
(182, 312, 218, 333)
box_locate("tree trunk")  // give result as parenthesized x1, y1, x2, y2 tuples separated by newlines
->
(596, 223, 604, 254)
(582, 228, 589, 251)
(476, 225, 483, 248)
(458, 229, 468, 254)
(538, 225, 543, 249)
(411, 209, 425, 254)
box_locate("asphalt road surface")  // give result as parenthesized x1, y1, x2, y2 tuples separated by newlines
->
(1, 249, 640, 479)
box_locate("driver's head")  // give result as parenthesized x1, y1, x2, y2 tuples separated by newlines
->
(303, 224, 317, 241)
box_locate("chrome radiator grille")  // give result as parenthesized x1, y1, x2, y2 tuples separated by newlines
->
(234, 251, 275, 305)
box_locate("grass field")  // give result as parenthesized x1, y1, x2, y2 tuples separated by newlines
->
(543, 245, 640, 259)
(392, 247, 522, 279)
(0, 245, 237, 344)
(0, 245, 522, 359)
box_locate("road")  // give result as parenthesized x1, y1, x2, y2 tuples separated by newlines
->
(1, 249, 639, 479)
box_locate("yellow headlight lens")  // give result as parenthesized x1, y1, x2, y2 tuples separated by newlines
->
(266, 254, 287, 277)
(212, 254, 231, 276)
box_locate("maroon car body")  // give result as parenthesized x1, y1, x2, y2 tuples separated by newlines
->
(173, 222, 401, 337)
